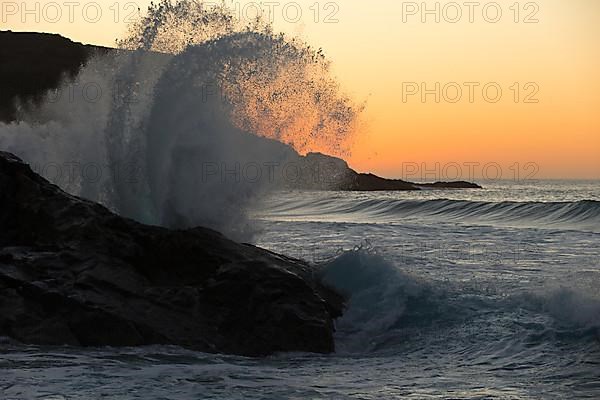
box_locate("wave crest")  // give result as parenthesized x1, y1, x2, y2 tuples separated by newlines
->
(0, 0, 362, 239)
(320, 249, 600, 353)
(269, 197, 600, 233)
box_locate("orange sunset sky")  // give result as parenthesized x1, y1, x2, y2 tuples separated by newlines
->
(2, 0, 599, 179)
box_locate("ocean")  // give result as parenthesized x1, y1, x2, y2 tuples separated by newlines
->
(2, 180, 599, 399)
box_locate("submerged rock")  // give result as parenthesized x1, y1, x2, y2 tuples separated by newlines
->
(0, 151, 344, 356)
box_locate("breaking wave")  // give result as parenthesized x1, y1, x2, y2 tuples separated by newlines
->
(321, 248, 600, 354)
(0, 0, 362, 240)
(266, 197, 600, 233)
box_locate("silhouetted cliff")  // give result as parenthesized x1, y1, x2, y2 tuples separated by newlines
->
(0, 30, 107, 121)
(291, 152, 482, 191)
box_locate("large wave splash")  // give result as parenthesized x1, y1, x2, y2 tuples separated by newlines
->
(0, 0, 362, 239)
(320, 248, 600, 354)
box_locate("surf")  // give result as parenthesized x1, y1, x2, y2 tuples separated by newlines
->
(262, 196, 600, 233)
(319, 247, 600, 354)
(0, 0, 361, 240)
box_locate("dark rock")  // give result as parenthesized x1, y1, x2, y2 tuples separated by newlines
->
(288, 152, 483, 191)
(0, 30, 109, 122)
(416, 181, 483, 189)
(0, 151, 344, 356)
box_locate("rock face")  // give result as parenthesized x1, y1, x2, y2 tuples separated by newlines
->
(289, 152, 483, 191)
(0, 31, 107, 122)
(0, 152, 344, 356)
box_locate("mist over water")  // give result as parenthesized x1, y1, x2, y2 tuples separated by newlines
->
(0, 0, 361, 239)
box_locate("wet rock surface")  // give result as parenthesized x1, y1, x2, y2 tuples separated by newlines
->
(0, 151, 344, 356)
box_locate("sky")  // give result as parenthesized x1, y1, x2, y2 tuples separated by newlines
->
(2, 0, 599, 179)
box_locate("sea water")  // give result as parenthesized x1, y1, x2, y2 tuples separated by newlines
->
(2, 180, 599, 399)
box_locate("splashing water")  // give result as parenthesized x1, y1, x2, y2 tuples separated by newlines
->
(0, 0, 362, 239)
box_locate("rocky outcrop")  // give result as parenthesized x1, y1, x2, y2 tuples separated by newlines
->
(0, 31, 109, 122)
(289, 152, 483, 191)
(0, 152, 344, 356)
